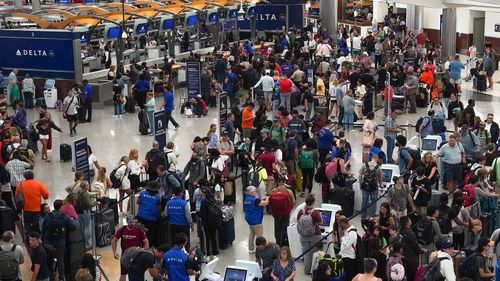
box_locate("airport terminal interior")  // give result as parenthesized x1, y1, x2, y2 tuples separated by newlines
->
(1, 0, 500, 280)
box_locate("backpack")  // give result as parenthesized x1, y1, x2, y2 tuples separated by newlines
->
(146, 151, 165, 173)
(121, 247, 151, 270)
(460, 253, 479, 279)
(401, 147, 421, 171)
(269, 189, 292, 219)
(207, 203, 223, 228)
(437, 206, 452, 234)
(349, 228, 367, 271)
(314, 163, 328, 183)
(463, 166, 481, 185)
(0, 244, 18, 281)
(297, 208, 316, 236)
(46, 213, 66, 242)
(318, 255, 340, 277)
(462, 184, 476, 207)
(415, 117, 430, 133)
(387, 255, 405, 281)
(325, 158, 339, 181)
(361, 163, 378, 192)
(110, 164, 125, 189)
(421, 257, 447, 281)
(415, 217, 434, 245)
(42, 244, 57, 278)
(248, 167, 263, 187)
(299, 150, 314, 169)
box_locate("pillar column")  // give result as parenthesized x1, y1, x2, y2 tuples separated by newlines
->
(320, 0, 338, 42)
(441, 8, 457, 58)
(406, 5, 423, 32)
(31, 0, 41, 13)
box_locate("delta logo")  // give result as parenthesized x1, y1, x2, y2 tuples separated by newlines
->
(15, 49, 55, 57)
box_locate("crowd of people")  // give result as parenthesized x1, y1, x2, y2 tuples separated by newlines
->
(0, 7, 500, 281)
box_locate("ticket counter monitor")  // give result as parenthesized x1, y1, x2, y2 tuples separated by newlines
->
(421, 135, 441, 157)
(223, 266, 247, 281)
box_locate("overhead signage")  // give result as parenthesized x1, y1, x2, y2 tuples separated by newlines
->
(219, 91, 228, 136)
(0, 30, 77, 79)
(154, 111, 166, 150)
(80, 32, 90, 44)
(73, 138, 90, 182)
(186, 62, 201, 100)
(237, 5, 303, 31)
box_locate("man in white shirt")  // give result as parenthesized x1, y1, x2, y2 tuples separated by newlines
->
(315, 40, 332, 58)
(252, 69, 275, 111)
(63, 84, 82, 137)
(335, 216, 359, 281)
(436, 240, 457, 281)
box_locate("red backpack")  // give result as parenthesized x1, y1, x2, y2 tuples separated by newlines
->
(462, 184, 476, 207)
(269, 189, 292, 219)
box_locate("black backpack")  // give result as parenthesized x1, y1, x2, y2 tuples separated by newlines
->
(415, 217, 434, 245)
(437, 206, 452, 234)
(401, 147, 421, 171)
(349, 229, 367, 272)
(0, 244, 19, 281)
(47, 213, 66, 242)
(314, 163, 328, 183)
(361, 163, 378, 192)
(422, 257, 448, 281)
(110, 164, 125, 189)
(415, 116, 430, 133)
(207, 203, 223, 228)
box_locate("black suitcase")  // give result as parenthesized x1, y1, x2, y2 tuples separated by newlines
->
(60, 144, 72, 162)
(107, 199, 119, 225)
(96, 208, 117, 233)
(125, 96, 136, 113)
(138, 110, 149, 135)
(329, 187, 354, 217)
(0, 206, 16, 234)
(78, 106, 86, 122)
(95, 221, 112, 247)
(477, 77, 487, 92)
(65, 218, 85, 281)
(218, 218, 235, 250)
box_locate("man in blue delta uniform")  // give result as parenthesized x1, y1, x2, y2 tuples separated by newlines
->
(82, 79, 93, 122)
(165, 186, 193, 249)
(163, 233, 197, 281)
(136, 181, 162, 246)
(244, 186, 269, 253)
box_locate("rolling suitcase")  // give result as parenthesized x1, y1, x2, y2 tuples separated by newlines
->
(218, 217, 235, 250)
(0, 206, 16, 234)
(107, 198, 119, 225)
(477, 77, 487, 92)
(329, 187, 355, 217)
(95, 221, 112, 247)
(138, 109, 149, 135)
(60, 143, 72, 162)
(66, 218, 85, 281)
(96, 208, 117, 233)
(125, 96, 136, 113)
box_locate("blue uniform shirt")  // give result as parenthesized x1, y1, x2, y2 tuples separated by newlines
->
(166, 197, 189, 226)
(137, 191, 161, 221)
(318, 128, 334, 151)
(244, 195, 263, 226)
(84, 84, 93, 100)
(135, 79, 149, 92)
(164, 91, 174, 112)
(163, 247, 189, 281)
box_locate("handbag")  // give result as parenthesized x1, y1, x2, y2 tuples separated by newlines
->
(15, 181, 25, 210)
(361, 132, 374, 148)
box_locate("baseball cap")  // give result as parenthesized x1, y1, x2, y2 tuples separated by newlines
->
(439, 240, 454, 249)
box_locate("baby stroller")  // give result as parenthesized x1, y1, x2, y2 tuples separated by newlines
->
(180, 101, 193, 117)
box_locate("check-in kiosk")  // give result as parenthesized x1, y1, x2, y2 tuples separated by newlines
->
(287, 203, 341, 258)
(43, 79, 58, 108)
(223, 266, 248, 281)
(104, 23, 121, 66)
(134, 19, 148, 61)
(421, 135, 441, 157)
(380, 164, 400, 188)
(235, 260, 262, 281)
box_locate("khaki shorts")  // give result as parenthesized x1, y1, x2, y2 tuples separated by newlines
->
(450, 78, 461, 85)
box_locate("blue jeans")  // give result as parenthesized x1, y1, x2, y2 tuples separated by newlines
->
(147, 110, 155, 135)
(23, 211, 40, 235)
(385, 136, 395, 162)
(361, 190, 379, 219)
(78, 211, 91, 248)
(23, 91, 34, 109)
(343, 111, 354, 130)
(114, 103, 122, 115)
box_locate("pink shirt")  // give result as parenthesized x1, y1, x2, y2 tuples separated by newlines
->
(61, 203, 78, 219)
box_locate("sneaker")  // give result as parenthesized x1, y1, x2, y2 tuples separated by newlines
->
(113, 115, 117, 119)
(248, 250, 256, 254)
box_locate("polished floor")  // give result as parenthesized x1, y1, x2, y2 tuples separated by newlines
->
(18, 69, 500, 280)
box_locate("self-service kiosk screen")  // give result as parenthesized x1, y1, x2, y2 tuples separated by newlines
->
(382, 169, 393, 183)
(136, 23, 148, 35)
(224, 267, 247, 281)
(229, 10, 238, 18)
(107, 27, 120, 39)
(187, 15, 198, 27)
(209, 12, 219, 22)
(422, 139, 438, 151)
(320, 210, 332, 226)
(163, 19, 175, 30)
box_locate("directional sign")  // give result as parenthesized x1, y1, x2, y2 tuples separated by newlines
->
(219, 91, 228, 136)
(73, 138, 90, 182)
(154, 111, 166, 150)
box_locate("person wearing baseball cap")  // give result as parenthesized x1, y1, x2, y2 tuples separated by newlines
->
(432, 240, 456, 280)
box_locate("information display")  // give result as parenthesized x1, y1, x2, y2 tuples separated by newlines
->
(154, 111, 166, 150)
(73, 138, 90, 182)
(186, 62, 201, 100)
(219, 91, 228, 136)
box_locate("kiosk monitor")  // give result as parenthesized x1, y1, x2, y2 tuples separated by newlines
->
(136, 23, 148, 35)
(209, 12, 219, 22)
(320, 210, 332, 227)
(422, 138, 438, 151)
(224, 267, 247, 281)
(162, 18, 175, 30)
(229, 9, 238, 18)
(382, 169, 393, 183)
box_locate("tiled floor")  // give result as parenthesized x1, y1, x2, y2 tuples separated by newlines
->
(18, 68, 500, 280)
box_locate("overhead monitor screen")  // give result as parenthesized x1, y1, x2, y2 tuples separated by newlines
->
(209, 12, 219, 22)
(162, 18, 175, 30)
(107, 27, 120, 40)
(247, 6, 256, 16)
(136, 23, 148, 35)
(80, 32, 89, 44)
(187, 15, 198, 27)
(229, 9, 238, 18)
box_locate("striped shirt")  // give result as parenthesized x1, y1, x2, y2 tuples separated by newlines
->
(384, 115, 397, 138)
